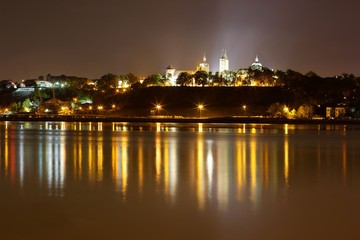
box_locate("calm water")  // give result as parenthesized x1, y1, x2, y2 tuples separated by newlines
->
(0, 121, 360, 240)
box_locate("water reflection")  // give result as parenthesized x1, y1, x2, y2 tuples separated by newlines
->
(0, 122, 357, 212)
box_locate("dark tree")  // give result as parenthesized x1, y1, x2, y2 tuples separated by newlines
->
(97, 73, 118, 92)
(176, 72, 193, 86)
(143, 74, 163, 86)
(194, 71, 208, 87)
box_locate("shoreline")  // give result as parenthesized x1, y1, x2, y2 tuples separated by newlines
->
(0, 114, 359, 125)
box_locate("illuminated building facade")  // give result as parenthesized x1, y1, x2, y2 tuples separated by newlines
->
(197, 54, 210, 73)
(251, 56, 263, 71)
(219, 50, 229, 75)
(165, 65, 194, 86)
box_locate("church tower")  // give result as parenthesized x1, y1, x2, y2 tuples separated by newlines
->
(197, 54, 210, 73)
(219, 50, 229, 75)
(165, 65, 176, 86)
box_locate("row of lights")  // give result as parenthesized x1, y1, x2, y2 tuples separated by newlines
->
(155, 104, 248, 118)
(78, 105, 117, 111)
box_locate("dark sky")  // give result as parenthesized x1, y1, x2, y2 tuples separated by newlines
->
(1, 0, 359, 80)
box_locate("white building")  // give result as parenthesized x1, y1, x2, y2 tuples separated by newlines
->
(165, 65, 194, 86)
(219, 50, 229, 75)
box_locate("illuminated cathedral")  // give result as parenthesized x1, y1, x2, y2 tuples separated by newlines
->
(197, 54, 210, 73)
(164, 51, 264, 86)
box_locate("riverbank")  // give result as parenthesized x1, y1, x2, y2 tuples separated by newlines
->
(1, 114, 359, 125)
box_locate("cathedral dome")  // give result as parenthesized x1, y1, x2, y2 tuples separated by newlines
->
(251, 56, 262, 70)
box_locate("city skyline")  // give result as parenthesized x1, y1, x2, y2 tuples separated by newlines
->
(1, 0, 359, 80)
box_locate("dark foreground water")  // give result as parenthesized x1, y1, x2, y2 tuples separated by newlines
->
(0, 121, 360, 240)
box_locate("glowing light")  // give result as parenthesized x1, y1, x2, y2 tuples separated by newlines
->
(154, 104, 162, 115)
(242, 105, 247, 116)
(197, 104, 204, 118)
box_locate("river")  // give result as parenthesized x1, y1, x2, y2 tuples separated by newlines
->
(0, 121, 359, 240)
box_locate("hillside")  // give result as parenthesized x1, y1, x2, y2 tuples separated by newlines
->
(109, 86, 295, 117)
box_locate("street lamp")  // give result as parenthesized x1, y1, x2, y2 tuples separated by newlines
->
(198, 104, 204, 118)
(242, 105, 247, 116)
(155, 104, 162, 115)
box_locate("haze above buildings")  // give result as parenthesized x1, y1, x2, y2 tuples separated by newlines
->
(0, 0, 359, 80)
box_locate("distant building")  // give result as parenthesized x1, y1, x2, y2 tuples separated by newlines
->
(219, 50, 229, 75)
(197, 54, 210, 73)
(165, 65, 177, 85)
(39, 98, 72, 115)
(251, 56, 263, 71)
(0, 80, 17, 90)
(36, 80, 53, 88)
(326, 107, 333, 118)
(326, 106, 347, 119)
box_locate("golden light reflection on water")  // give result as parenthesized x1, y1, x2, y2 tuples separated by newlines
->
(196, 134, 205, 210)
(74, 134, 83, 181)
(250, 138, 258, 206)
(284, 135, 289, 188)
(138, 140, 144, 195)
(0, 122, 357, 212)
(236, 141, 246, 201)
(155, 132, 162, 186)
(121, 138, 128, 199)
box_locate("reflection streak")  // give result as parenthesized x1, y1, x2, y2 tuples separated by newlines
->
(121, 137, 128, 199)
(284, 136, 289, 188)
(342, 141, 347, 185)
(250, 139, 258, 206)
(236, 141, 246, 200)
(196, 136, 205, 210)
(206, 141, 214, 200)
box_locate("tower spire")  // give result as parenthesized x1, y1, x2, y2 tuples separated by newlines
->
(221, 49, 228, 59)
(219, 49, 229, 75)
(203, 53, 207, 63)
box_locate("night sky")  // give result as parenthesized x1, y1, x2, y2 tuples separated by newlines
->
(1, 0, 359, 80)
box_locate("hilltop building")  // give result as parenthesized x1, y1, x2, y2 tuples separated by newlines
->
(251, 56, 263, 71)
(219, 50, 229, 75)
(165, 65, 194, 86)
(197, 54, 210, 73)
(164, 52, 268, 86)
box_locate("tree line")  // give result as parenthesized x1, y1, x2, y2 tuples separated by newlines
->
(2, 68, 360, 118)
